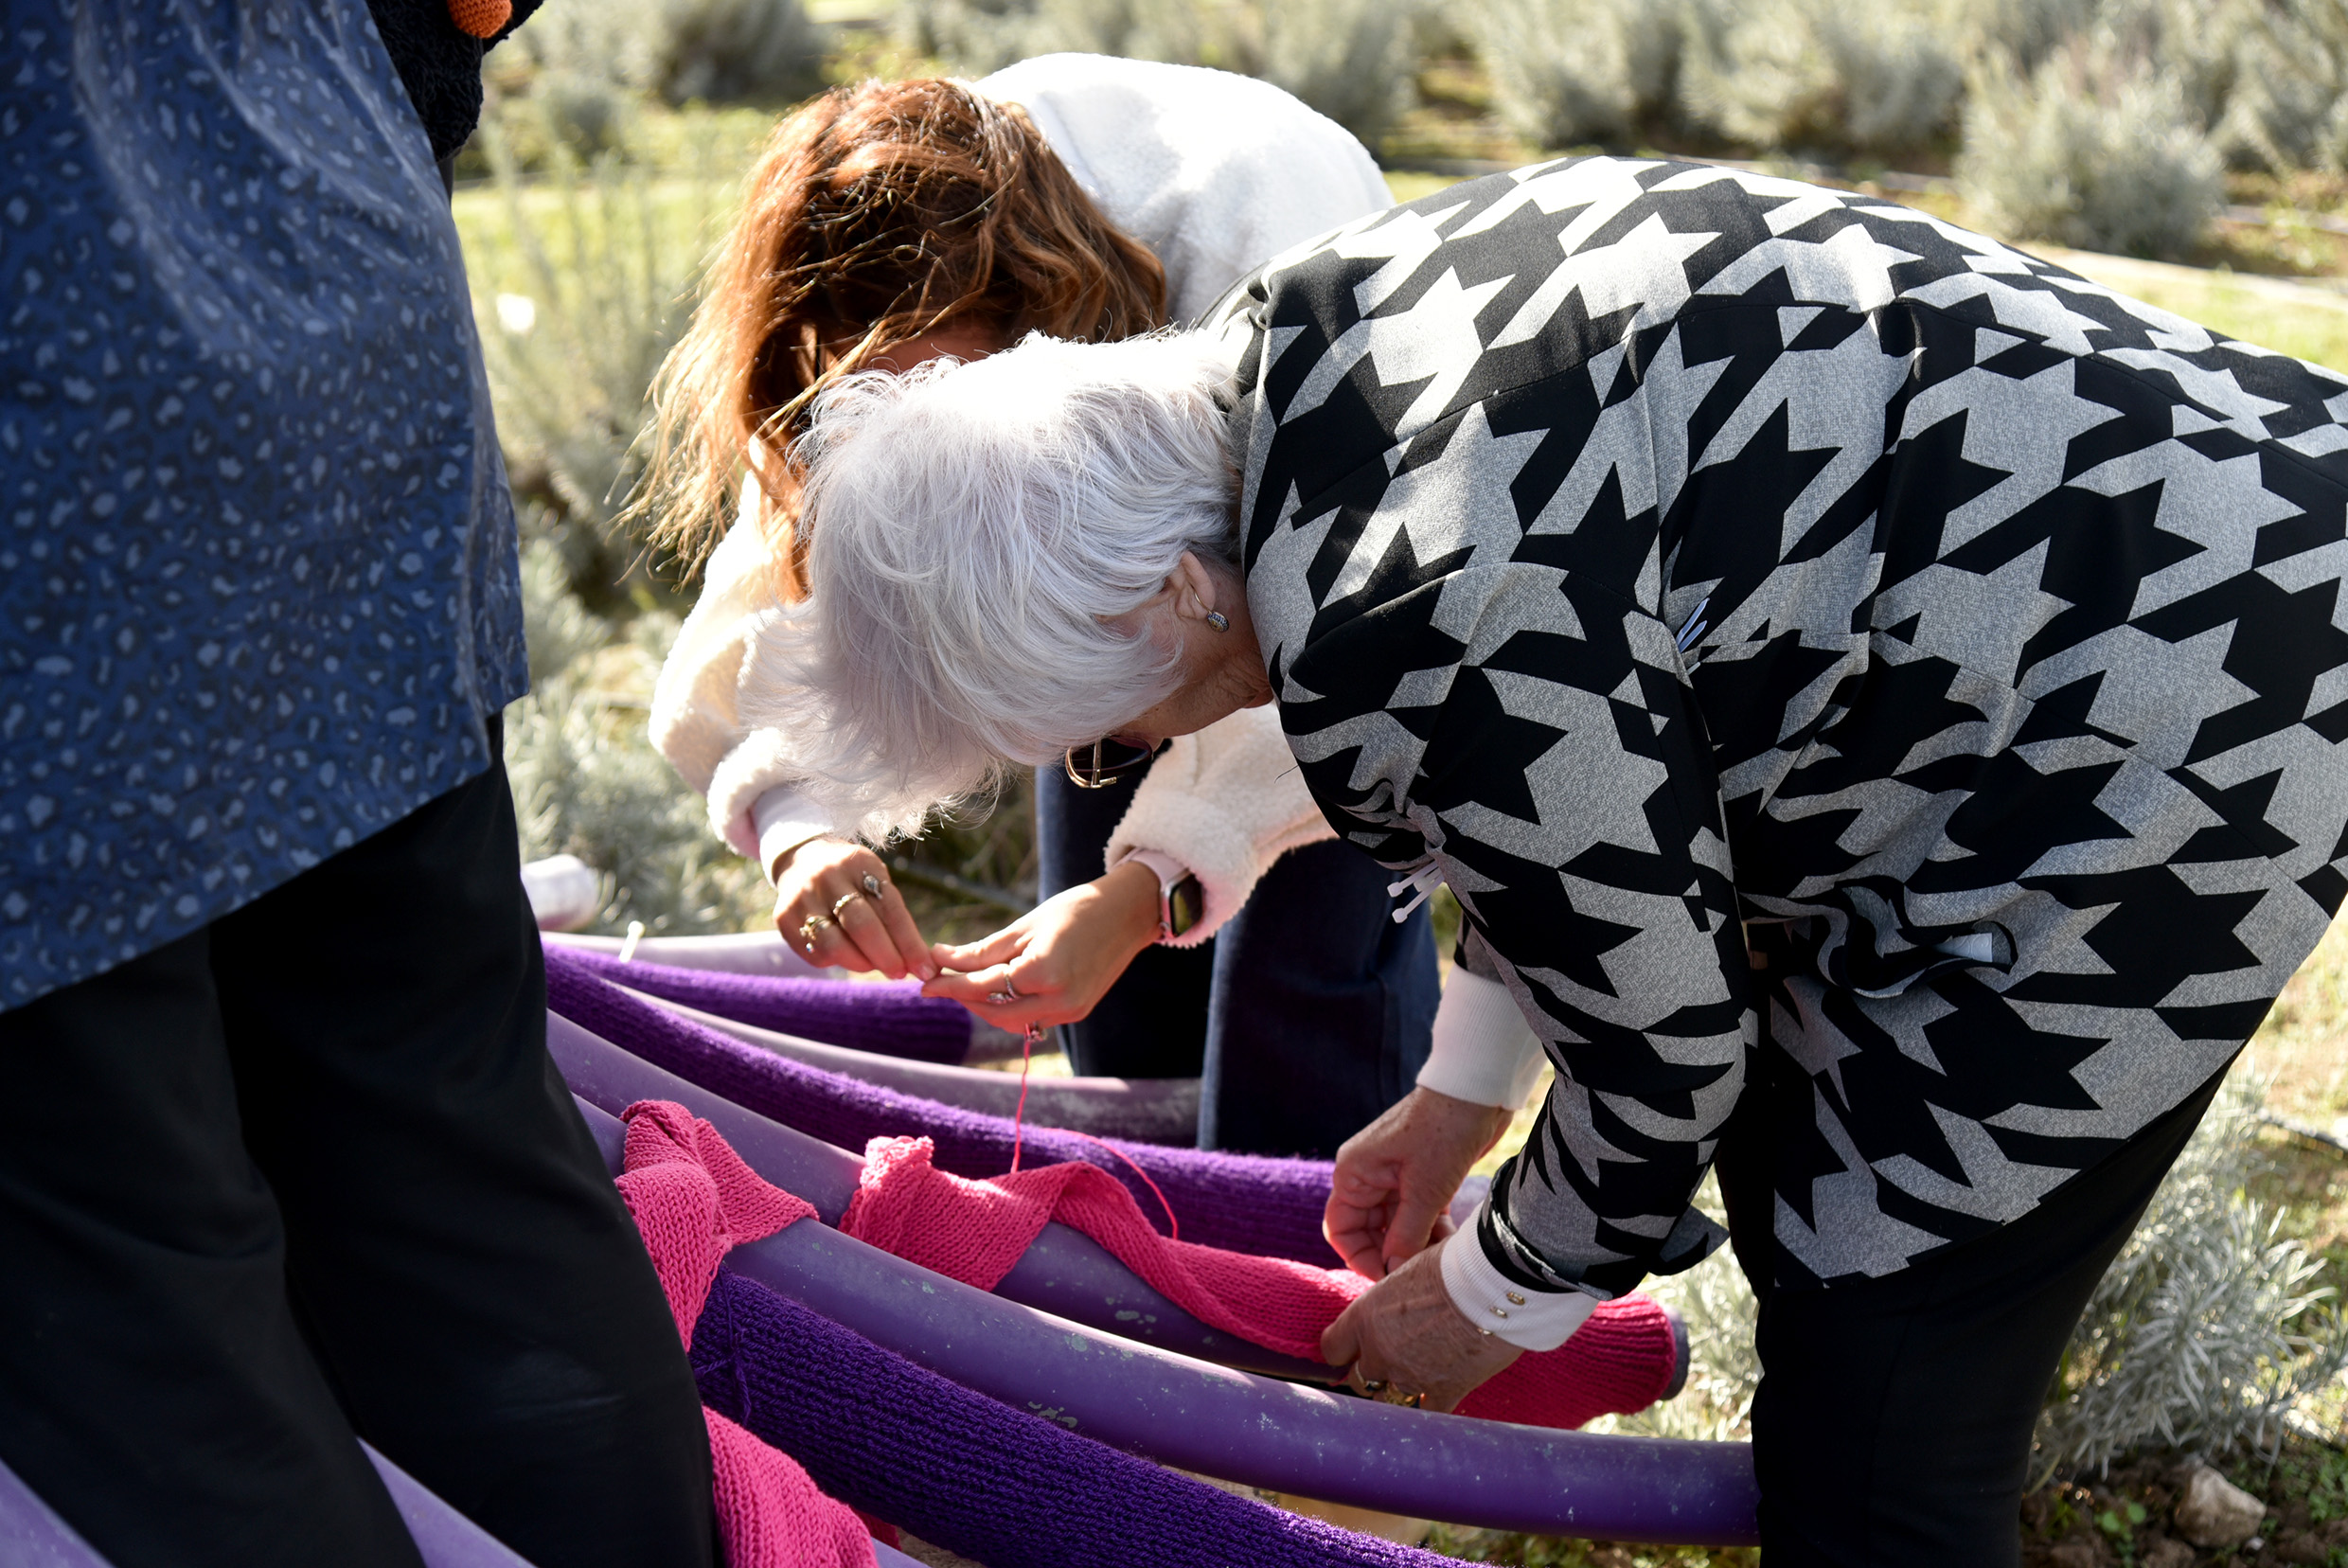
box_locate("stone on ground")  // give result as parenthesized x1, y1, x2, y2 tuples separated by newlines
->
(2172, 1464, 2267, 1548)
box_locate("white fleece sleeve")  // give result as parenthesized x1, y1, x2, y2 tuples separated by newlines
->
(1102, 704, 1332, 948)
(649, 474, 837, 861)
(1417, 970, 1550, 1110)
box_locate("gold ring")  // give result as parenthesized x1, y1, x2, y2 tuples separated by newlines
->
(1373, 1384, 1427, 1409)
(830, 890, 863, 919)
(799, 912, 836, 942)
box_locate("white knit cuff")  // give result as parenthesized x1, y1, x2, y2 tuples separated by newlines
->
(754, 784, 834, 882)
(1439, 1226, 1594, 1352)
(1416, 971, 1548, 1109)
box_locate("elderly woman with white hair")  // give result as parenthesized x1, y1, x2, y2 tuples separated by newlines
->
(748, 157, 2348, 1563)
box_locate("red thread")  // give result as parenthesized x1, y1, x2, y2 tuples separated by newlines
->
(1003, 1025, 1178, 1238)
(1008, 1023, 1038, 1173)
(1059, 1128, 1181, 1240)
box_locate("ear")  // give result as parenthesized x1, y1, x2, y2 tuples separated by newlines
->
(1167, 551, 1221, 625)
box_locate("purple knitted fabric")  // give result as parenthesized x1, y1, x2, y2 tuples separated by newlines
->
(691, 1270, 1458, 1568)
(546, 949, 1338, 1264)
(554, 945, 969, 1064)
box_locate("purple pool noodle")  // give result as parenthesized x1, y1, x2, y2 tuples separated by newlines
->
(695, 1273, 1491, 1568)
(364, 1444, 538, 1567)
(0, 1452, 107, 1568)
(552, 945, 971, 1065)
(545, 930, 827, 979)
(631, 989, 1201, 1146)
(559, 1027, 1330, 1381)
(572, 1096, 1759, 1546)
(547, 950, 1338, 1264)
(0, 1445, 546, 1568)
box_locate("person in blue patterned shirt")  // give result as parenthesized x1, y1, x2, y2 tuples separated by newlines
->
(0, 4, 710, 1563)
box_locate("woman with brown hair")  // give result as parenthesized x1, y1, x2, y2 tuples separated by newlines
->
(647, 56, 1468, 1160)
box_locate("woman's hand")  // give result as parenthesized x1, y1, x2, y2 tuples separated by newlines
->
(1325, 1086, 1516, 1282)
(920, 861, 1162, 1032)
(1321, 1241, 1521, 1413)
(773, 837, 936, 980)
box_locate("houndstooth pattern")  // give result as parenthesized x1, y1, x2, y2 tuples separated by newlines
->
(1210, 158, 2348, 1293)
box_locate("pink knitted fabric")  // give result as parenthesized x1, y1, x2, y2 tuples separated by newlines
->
(616, 1101, 879, 1568)
(839, 1136, 1678, 1430)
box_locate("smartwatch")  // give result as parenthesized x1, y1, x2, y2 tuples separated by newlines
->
(1123, 849, 1204, 941)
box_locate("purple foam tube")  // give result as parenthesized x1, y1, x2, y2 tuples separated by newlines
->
(546, 952, 1340, 1264)
(566, 1095, 1759, 1545)
(553, 945, 970, 1065)
(0, 1446, 548, 1568)
(0, 1452, 107, 1567)
(628, 988, 1201, 1145)
(364, 1444, 538, 1567)
(556, 1016, 1330, 1382)
(545, 929, 828, 979)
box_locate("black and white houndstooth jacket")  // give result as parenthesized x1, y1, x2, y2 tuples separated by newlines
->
(1210, 158, 2348, 1295)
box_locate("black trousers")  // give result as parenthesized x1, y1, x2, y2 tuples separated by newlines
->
(0, 728, 713, 1568)
(1033, 763, 1438, 1160)
(1715, 1060, 2228, 1565)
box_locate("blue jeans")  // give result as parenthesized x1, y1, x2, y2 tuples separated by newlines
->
(1034, 764, 1437, 1159)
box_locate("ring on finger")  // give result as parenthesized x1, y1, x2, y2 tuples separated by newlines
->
(1373, 1384, 1426, 1409)
(830, 890, 863, 919)
(862, 872, 885, 899)
(799, 912, 836, 943)
(986, 974, 1022, 1006)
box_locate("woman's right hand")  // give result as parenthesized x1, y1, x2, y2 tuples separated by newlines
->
(773, 837, 936, 981)
(1325, 1086, 1516, 1282)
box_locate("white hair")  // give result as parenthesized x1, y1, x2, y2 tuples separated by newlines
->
(740, 330, 1239, 842)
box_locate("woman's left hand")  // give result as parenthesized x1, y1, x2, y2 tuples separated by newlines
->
(920, 861, 1162, 1032)
(1321, 1240, 1522, 1413)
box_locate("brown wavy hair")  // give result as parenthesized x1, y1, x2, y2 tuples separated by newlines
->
(641, 78, 1168, 597)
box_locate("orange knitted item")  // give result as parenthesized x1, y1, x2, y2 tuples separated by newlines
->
(840, 1135, 1678, 1430)
(444, 0, 511, 40)
(616, 1102, 878, 1568)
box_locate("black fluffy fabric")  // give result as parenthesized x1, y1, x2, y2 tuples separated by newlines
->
(365, 0, 543, 162)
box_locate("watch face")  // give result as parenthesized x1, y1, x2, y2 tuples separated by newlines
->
(1167, 872, 1205, 938)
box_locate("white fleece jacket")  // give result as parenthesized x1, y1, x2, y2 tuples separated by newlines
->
(649, 54, 1393, 944)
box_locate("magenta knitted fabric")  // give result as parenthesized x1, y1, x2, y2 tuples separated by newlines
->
(690, 1268, 1474, 1568)
(546, 949, 1337, 1263)
(554, 947, 971, 1064)
(614, 1103, 877, 1568)
(842, 1136, 1678, 1431)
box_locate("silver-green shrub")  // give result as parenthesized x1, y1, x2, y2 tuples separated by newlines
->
(896, 0, 1207, 80)
(2036, 1075, 2348, 1480)
(1466, 0, 1684, 150)
(514, 0, 823, 107)
(1678, 0, 1966, 156)
(469, 103, 740, 604)
(1250, 0, 1420, 148)
(507, 553, 769, 935)
(898, 0, 1417, 147)
(1955, 27, 2222, 258)
(519, 537, 613, 686)
(2210, 0, 2348, 174)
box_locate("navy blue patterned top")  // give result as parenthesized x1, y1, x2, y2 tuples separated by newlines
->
(0, 0, 526, 1008)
